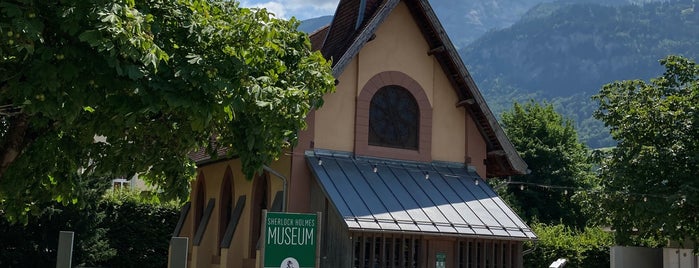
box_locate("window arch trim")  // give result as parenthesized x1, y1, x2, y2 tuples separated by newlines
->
(249, 172, 269, 258)
(217, 166, 234, 252)
(193, 171, 207, 236)
(355, 71, 432, 162)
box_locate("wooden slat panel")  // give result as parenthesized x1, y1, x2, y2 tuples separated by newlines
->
(379, 236, 387, 267)
(504, 241, 511, 268)
(480, 240, 486, 268)
(369, 235, 377, 268)
(400, 236, 406, 268)
(360, 235, 367, 268)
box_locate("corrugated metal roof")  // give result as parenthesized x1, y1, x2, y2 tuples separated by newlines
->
(306, 150, 536, 240)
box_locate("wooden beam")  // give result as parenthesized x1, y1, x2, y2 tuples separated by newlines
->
(427, 45, 445, 55)
(456, 98, 476, 107)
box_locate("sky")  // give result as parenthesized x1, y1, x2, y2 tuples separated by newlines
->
(239, 0, 340, 20)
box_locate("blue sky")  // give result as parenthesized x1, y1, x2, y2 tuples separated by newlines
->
(239, 0, 339, 20)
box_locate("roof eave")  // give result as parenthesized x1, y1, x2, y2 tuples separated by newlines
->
(409, 0, 528, 176)
(331, 0, 399, 77)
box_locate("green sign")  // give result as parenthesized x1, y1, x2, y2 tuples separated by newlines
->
(436, 252, 446, 268)
(263, 212, 318, 268)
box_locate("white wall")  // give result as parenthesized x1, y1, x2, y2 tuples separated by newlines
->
(663, 248, 698, 268)
(610, 246, 662, 268)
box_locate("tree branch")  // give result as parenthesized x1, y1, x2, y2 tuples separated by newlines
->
(0, 113, 30, 179)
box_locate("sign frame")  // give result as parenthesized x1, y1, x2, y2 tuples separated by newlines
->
(260, 210, 322, 268)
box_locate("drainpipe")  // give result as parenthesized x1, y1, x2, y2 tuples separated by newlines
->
(263, 165, 287, 212)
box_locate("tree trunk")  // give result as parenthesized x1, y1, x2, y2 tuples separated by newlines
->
(0, 113, 30, 179)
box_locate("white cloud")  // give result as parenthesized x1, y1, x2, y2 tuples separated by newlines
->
(240, 0, 338, 20)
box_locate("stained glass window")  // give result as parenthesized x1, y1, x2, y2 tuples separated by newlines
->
(369, 86, 419, 150)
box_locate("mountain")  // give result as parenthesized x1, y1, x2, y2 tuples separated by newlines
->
(298, 0, 659, 47)
(428, 0, 661, 48)
(298, 0, 693, 148)
(459, 0, 699, 147)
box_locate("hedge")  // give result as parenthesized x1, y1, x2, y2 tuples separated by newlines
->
(525, 223, 614, 268)
(0, 189, 180, 267)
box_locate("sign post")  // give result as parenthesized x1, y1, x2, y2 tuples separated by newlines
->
(56, 231, 74, 268)
(261, 212, 320, 268)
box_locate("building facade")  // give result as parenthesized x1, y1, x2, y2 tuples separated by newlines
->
(173, 1, 536, 267)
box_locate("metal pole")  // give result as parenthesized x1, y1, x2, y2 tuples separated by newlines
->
(56, 231, 74, 268)
(169, 237, 189, 268)
(263, 165, 287, 212)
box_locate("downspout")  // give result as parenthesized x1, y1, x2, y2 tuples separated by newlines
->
(263, 165, 287, 212)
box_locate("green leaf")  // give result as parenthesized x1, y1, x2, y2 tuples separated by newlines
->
(78, 30, 103, 46)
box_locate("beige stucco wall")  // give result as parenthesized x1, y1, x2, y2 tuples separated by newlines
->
(430, 58, 468, 164)
(314, 2, 485, 166)
(466, 114, 487, 176)
(314, 56, 358, 152)
(187, 156, 289, 267)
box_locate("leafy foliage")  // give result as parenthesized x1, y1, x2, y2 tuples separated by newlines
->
(498, 100, 595, 228)
(524, 223, 614, 268)
(0, 176, 113, 267)
(0, 0, 334, 219)
(460, 0, 699, 148)
(592, 55, 699, 249)
(100, 189, 180, 268)
(0, 187, 179, 267)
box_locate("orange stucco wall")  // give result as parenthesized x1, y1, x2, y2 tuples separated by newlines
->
(185, 155, 289, 267)
(314, 2, 486, 173)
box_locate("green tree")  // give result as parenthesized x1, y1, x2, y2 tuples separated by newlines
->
(0, 0, 334, 219)
(524, 223, 613, 268)
(592, 55, 698, 248)
(499, 100, 594, 228)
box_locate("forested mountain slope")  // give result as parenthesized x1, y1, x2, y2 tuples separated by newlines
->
(459, 0, 699, 147)
(298, 0, 659, 48)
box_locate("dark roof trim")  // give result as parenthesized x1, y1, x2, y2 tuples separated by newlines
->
(410, 0, 527, 175)
(220, 195, 246, 248)
(331, 0, 399, 77)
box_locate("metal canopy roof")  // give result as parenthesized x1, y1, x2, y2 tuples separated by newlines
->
(306, 150, 536, 240)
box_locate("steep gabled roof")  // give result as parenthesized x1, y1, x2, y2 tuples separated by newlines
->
(312, 0, 528, 177)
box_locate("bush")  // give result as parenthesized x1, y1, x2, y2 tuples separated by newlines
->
(0, 188, 180, 267)
(99, 189, 180, 268)
(525, 223, 614, 268)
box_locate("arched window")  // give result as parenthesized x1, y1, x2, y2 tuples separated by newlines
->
(193, 172, 206, 234)
(369, 85, 419, 150)
(355, 71, 433, 162)
(218, 167, 234, 251)
(249, 172, 269, 258)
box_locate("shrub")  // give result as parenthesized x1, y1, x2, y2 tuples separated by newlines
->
(98, 189, 180, 268)
(525, 223, 614, 268)
(0, 188, 180, 267)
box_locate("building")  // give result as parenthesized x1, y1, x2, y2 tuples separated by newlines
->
(172, 0, 537, 267)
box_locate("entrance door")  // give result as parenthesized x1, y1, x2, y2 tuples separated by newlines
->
(428, 240, 455, 268)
